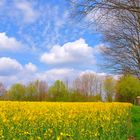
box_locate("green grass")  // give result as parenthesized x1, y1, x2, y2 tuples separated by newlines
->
(132, 105, 140, 140)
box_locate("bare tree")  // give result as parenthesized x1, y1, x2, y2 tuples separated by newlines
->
(34, 80, 48, 101)
(80, 73, 96, 96)
(0, 83, 6, 98)
(103, 76, 116, 102)
(73, 77, 83, 94)
(73, 73, 103, 96)
(70, 0, 140, 79)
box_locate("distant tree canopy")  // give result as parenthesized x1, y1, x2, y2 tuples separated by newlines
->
(0, 73, 104, 102)
(7, 83, 26, 101)
(48, 80, 69, 101)
(70, 0, 140, 79)
(0, 73, 140, 103)
(116, 75, 140, 103)
(25, 80, 48, 101)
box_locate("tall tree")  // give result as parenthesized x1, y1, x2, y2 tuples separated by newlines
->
(33, 80, 48, 101)
(7, 83, 26, 100)
(48, 80, 69, 101)
(0, 83, 6, 99)
(73, 73, 103, 96)
(25, 80, 48, 101)
(25, 82, 37, 101)
(70, 0, 140, 78)
(103, 76, 116, 102)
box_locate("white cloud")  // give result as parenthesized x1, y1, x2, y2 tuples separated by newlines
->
(25, 62, 37, 72)
(15, 0, 39, 23)
(36, 69, 117, 85)
(0, 57, 23, 76)
(0, 58, 38, 87)
(0, 61, 118, 87)
(0, 32, 22, 51)
(80, 70, 108, 79)
(40, 38, 95, 66)
(37, 68, 78, 82)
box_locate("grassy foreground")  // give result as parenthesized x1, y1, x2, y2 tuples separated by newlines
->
(131, 106, 140, 140)
(0, 101, 132, 140)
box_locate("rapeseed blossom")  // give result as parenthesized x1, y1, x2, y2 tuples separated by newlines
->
(0, 101, 132, 139)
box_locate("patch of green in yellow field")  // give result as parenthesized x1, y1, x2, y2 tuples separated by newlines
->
(0, 102, 132, 140)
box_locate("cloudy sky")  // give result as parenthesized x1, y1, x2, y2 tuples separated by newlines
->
(0, 0, 105, 87)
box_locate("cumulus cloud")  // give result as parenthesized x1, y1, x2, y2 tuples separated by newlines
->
(0, 60, 117, 87)
(0, 57, 23, 76)
(40, 38, 95, 66)
(0, 58, 38, 86)
(36, 68, 78, 83)
(80, 70, 108, 78)
(0, 32, 22, 51)
(36, 68, 115, 85)
(0, 68, 73, 87)
(0, 57, 37, 77)
(25, 62, 37, 72)
(14, 0, 39, 23)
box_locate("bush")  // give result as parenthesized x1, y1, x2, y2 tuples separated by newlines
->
(116, 75, 140, 103)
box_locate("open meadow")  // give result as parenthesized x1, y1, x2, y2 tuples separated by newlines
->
(0, 101, 133, 140)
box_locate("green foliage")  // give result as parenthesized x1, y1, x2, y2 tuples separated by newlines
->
(5, 80, 48, 101)
(104, 76, 115, 102)
(69, 92, 87, 102)
(25, 82, 37, 101)
(104, 76, 116, 102)
(131, 106, 140, 139)
(116, 75, 140, 103)
(48, 80, 69, 101)
(25, 80, 48, 101)
(3, 79, 103, 102)
(87, 94, 102, 102)
(7, 83, 26, 100)
(69, 92, 102, 102)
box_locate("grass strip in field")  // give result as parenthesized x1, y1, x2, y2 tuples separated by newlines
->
(131, 106, 140, 140)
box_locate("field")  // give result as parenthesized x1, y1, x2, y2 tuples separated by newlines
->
(0, 102, 132, 140)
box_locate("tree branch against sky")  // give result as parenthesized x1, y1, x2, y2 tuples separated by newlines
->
(70, 0, 140, 78)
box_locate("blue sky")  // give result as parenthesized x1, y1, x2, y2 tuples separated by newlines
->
(0, 0, 106, 87)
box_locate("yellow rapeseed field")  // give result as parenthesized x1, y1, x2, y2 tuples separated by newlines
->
(0, 102, 132, 140)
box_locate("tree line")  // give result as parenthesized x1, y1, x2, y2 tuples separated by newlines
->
(0, 73, 139, 103)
